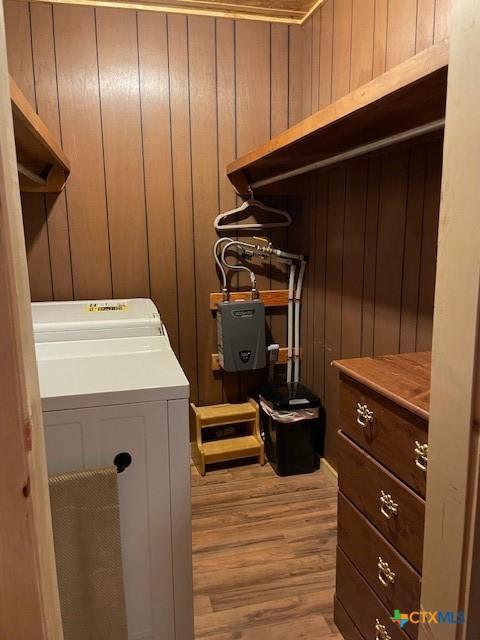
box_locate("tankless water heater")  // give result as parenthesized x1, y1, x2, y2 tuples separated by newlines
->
(216, 299, 266, 372)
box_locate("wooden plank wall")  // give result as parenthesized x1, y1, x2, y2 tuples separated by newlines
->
(5, 0, 451, 434)
(296, 0, 451, 464)
(4, 0, 303, 406)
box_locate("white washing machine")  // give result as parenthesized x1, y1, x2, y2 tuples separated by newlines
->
(32, 298, 165, 341)
(32, 299, 194, 640)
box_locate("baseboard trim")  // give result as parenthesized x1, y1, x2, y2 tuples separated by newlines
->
(321, 457, 338, 481)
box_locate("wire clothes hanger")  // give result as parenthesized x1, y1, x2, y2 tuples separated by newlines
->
(214, 187, 292, 231)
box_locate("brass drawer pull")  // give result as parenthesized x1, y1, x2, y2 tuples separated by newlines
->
(377, 556, 395, 587)
(375, 619, 392, 640)
(414, 441, 428, 471)
(380, 490, 398, 519)
(356, 402, 374, 428)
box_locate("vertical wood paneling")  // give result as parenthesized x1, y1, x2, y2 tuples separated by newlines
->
(312, 174, 328, 401)
(288, 25, 304, 126)
(373, 151, 409, 355)
(311, 11, 321, 113)
(216, 19, 236, 212)
(188, 16, 222, 405)
(399, 145, 427, 353)
(331, 0, 352, 101)
(30, 3, 73, 301)
(350, 0, 374, 90)
(20, 194, 53, 302)
(433, 0, 451, 43)
(416, 0, 435, 52)
(416, 140, 441, 350)
(167, 14, 198, 401)
(303, 178, 317, 388)
(341, 160, 367, 357)
(386, 0, 417, 70)
(10, 0, 451, 416)
(137, 12, 179, 351)
(302, 16, 313, 119)
(4, 1, 36, 103)
(361, 158, 380, 356)
(96, 8, 149, 298)
(270, 24, 289, 138)
(235, 21, 270, 156)
(372, 0, 388, 77)
(53, 4, 112, 299)
(323, 167, 346, 462)
(318, 0, 333, 109)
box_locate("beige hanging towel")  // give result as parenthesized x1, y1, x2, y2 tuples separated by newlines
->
(49, 467, 128, 640)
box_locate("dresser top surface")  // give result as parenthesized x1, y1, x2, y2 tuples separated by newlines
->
(333, 352, 431, 420)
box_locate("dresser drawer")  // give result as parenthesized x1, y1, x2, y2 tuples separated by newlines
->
(339, 375, 428, 497)
(338, 492, 421, 639)
(336, 547, 410, 640)
(334, 597, 364, 640)
(338, 431, 425, 571)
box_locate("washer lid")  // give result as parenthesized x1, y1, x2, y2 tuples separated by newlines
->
(32, 298, 164, 342)
(36, 336, 189, 411)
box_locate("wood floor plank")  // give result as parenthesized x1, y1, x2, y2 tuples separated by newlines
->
(191, 463, 340, 639)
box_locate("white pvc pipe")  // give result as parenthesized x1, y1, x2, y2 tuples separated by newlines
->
(286, 262, 296, 384)
(293, 260, 306, 383)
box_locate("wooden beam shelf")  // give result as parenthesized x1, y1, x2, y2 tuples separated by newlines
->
(227, 41, 448, 194)
(211, 347, 293, 371)
(210, 289, 289, 311)
(10, 77, 71, 193)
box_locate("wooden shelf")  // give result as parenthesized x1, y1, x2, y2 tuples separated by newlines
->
(210, 289, 289, 311)
(227, 41, 448, 194)
(10, 77, 71, 193)
(211, 347, 291, 371)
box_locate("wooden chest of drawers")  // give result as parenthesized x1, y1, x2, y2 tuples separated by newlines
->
(333, 352, 431, 640)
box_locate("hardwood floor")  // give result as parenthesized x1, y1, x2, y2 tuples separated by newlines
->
(191, 461, 342, 639)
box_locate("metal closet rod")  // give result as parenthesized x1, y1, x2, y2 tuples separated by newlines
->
(249, 117, 445, 190)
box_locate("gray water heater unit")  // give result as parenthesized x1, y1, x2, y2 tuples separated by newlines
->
(216, 299, 266, 372)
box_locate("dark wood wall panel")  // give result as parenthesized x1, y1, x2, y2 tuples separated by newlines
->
(299, 141, 443, 464)
(189, 16, 222, 406)
(5, 1, 299, 406)
(52, 5, 113, 300)
(166, 14, 198, 398)
(137, 12, 179, 353)
(297, 0, 450, 464)
(6, 0, 450, 418)
(96, 8, 150, 298)
(30, 4, 73, 301)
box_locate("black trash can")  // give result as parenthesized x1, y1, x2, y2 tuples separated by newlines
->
(258, 382, 325, 476)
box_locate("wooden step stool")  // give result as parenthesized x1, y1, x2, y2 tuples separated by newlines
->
(190, 399, 265, 476)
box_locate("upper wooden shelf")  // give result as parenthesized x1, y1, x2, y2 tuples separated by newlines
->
(227, 41, 449, 194)
(10, 77, 71, 193)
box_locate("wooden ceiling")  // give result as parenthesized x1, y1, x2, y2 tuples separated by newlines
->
(25, 0, 326, 23)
